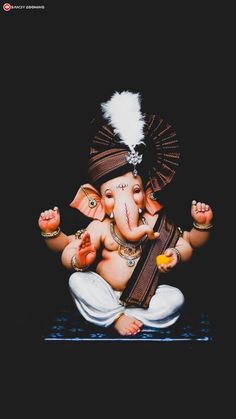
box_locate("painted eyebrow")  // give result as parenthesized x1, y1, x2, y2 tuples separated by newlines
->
(105, 188, 113, 193)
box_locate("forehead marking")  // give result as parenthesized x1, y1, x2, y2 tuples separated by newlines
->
(116, 183, 129, 190)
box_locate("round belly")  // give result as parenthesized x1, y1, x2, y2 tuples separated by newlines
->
(96, 250, 139, 291)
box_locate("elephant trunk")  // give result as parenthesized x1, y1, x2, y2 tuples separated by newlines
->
(113, 202, 153, 242)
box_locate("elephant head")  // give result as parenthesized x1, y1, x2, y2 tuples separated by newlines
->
(70, 171, 162, 242)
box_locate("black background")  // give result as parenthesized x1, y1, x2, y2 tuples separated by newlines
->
(0, 0, 232, 408)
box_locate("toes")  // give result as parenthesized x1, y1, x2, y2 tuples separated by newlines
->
(131, 320, 142, 334)
(122, 327, 133, 335)
(131, 323, 140, 332)
(134, 319, 143, 327)
(127, 326, 139, 335)
(132, 326, 141, 335)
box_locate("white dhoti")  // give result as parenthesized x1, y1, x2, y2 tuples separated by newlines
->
(69, 271, 184, 329)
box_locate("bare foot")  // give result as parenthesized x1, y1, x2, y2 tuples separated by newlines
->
(114, 314, 143, 336)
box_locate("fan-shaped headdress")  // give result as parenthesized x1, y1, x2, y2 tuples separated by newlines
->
(88, 91, 180, 193)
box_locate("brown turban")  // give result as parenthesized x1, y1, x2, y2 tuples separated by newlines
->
(87, 92, 180, 192)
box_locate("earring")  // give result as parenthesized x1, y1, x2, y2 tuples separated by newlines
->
(138, 208, 143, 214)
(80, 186, 97, 208)
(110, 212, 114, 219)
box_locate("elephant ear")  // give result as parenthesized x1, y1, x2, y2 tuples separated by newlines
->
(70, 184, 105, 221)
(145, 186, 163, 215)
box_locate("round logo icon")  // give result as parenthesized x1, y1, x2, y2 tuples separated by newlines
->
(3, 3, 11, 11)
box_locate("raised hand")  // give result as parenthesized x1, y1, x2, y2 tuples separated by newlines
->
(38, 206, 60, 233)
(76, 231, 96, 267)
(191, 200, 213, 226)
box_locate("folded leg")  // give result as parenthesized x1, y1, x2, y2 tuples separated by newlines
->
(69, 271, 124, 327)
(124, 285, 184, 328)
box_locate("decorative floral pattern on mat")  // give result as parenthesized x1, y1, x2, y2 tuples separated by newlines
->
(43, 311, 213, 342)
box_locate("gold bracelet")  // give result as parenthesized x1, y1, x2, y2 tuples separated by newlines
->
(71, 254, 88, 272)
(169, 248, 181, 263)
(41, 227, 61, 239)
(193, 222, 213, 231)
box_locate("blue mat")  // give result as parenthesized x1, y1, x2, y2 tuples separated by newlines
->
(43, 311, 213, 342)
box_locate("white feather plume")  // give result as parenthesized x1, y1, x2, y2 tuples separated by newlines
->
(101, 91, 145, 151)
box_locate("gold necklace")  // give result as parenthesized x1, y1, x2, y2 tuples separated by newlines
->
(110, 217, 148, 267)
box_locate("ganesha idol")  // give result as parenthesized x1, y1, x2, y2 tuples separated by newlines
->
(38, 91, 213, 336)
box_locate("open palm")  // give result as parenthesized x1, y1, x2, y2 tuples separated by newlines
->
(76, 231, 96, 266)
